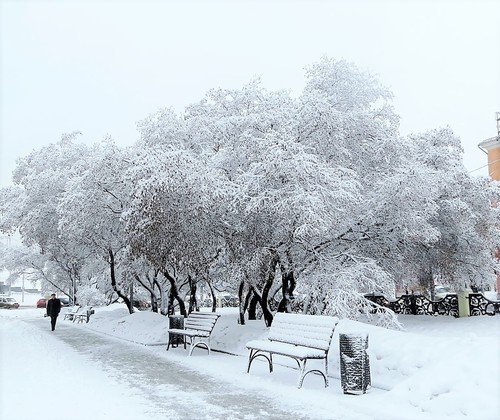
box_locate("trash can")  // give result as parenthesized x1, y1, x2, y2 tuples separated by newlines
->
(339, 333, 371, 394)
(168, 315, 184, 348)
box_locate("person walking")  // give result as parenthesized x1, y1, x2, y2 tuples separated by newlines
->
(46, 293, 61, 331)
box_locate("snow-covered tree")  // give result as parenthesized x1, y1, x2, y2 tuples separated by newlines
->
(58, 139, 135, 313)
(124, 145, 229, 315)
(408, 128, 500, 297)
(0, 134, 91, 302)
(1, 57, 497, 329)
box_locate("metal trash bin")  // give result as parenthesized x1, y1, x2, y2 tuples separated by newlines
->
(339, 333, 371, 394)
(168, 315, 184, 348)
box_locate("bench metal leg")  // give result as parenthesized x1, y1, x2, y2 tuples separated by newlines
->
(297, 360, 307, 388)
(188, 337, 210, 356)
(297, 358, 329, 389)
(324, 358, 329, 387)
(247, 349, 273, 374)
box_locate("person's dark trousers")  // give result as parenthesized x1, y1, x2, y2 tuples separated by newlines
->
(50, 315, 58, 331)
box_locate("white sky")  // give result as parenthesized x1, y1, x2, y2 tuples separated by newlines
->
(1, 0, 499, 187)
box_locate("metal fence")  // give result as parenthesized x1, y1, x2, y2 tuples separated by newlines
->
(468, 293, 500, 316)
(365, 293, 500, 317)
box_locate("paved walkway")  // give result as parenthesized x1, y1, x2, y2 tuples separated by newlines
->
(27, 318, 317, 420)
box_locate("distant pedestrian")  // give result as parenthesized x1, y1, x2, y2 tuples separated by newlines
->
(46, 294, 61, 331)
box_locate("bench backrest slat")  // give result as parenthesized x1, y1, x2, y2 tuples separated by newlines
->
(184, 312, 219, 332)
(188, 313, 219, 320)
(79, 306, 93, 313)
(268, 313, 339, 351)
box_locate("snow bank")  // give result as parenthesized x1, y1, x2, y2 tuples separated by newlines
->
(81, 306, 500, 419)
(4, 305, 498, 419)
(85, 304, 169, 345)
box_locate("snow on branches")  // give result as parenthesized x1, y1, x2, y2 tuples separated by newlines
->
(1, 58, 498, 327)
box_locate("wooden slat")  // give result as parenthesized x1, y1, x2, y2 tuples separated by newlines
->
(183, 312, 219, 333)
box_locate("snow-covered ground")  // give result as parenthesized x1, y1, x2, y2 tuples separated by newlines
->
(1, 299, 499, 419)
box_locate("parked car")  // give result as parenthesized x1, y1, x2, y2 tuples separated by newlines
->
(37, 296, 71, 308)
(0, 296, 20, 309)
(434, 286, 452, 300)
(59, 297, 71, 306)
(132, 300, 151, 310)
(36, 298, 47, 308)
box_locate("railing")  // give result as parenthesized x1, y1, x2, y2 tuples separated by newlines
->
(468, 293, 500, 316)
(366, 293, 500, 317)
(365, 294, 459, 317)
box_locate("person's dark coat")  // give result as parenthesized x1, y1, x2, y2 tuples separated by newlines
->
(46, 298, 62, 317)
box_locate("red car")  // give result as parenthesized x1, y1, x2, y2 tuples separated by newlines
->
(36, 297, 70, 308)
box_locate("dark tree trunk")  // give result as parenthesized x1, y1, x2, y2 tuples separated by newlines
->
(167, 288, 175, 315)
(187, 275, 198, 314)
(419, 268, 435, 300)
(238, 280, 246, 325)
(277, 270, 296, 313)
(150, 291, 158, 313)
(261, 277, 274, 327)
(259, 253, 278, 326)
(134, 273, 159, 313)
(164, 270, 186, 316)
(153, 277, 167, 315)
(206, 279, 217, 313)
(108, 249, 133, 314)
(129, 279, 134, 312)
(243, 288, 253, 313)
(248, 293, 259, 320)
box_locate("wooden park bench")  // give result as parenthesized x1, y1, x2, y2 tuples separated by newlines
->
(167, 312, 220, 356)
(246, 312, 339, 388)
(73, 306, 94, 324)
(63, 305, 81, 321)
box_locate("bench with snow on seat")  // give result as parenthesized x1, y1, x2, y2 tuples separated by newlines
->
(73, 306, 94, 324)
(246, 312, 339, 388)
(167, 312, 220, 356)
(63, 305, 81, 321)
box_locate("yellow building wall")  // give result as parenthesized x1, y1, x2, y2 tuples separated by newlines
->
(486, 144, 500, 295)
(487, 146, 500, 181)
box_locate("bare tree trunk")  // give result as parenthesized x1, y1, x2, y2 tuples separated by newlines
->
(261, 278, 274, 327)
(134, 273, 159, 312)
(277, 270, 296, 313)
(243, 287, 252, 313)
(164, 270, 186, 316)
(149, 291, 158, 312)
(238, 280, 246, 325)
(167, 288, 175, 315)
(419, 267, 434, 300)
(129, 277, 134, 312)
(248, 293, 259, 320)
(153, 277, 167, 315)
(206, 279, 217, 313)
(108, 249, 133, 314)
(259, 252, 279, 326)
(187, 275, 198, 314)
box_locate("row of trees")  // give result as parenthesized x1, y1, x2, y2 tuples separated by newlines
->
(1, 57, 498, 327)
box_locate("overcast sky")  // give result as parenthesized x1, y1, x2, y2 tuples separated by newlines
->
(1, 0, 499, 187)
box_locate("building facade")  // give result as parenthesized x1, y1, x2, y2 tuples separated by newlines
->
(478, 113, 500, 293)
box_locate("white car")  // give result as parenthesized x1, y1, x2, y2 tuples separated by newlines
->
(434, 286, 453, 300)
(0, 295, 20, 309)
